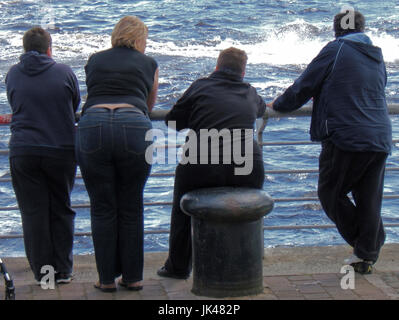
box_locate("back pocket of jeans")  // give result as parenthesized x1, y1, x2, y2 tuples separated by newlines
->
(77, 125, 102, 154)
(123, 125, 152, 155)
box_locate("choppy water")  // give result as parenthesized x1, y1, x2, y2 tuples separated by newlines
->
(0, 0, 398, 256)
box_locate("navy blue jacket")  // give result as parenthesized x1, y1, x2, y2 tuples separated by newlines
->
(5, 51, 80, 159)
(273, 33, 392, 154)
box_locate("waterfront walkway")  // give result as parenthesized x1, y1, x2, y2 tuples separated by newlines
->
(1, 244, 399, 300)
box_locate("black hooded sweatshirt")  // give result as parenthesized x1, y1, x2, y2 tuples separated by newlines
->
(5, 51, 80, 160)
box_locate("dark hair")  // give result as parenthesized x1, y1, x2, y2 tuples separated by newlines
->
(216, 47, 248, 75)
(23, 27, 52, 54)
(334, 10, 365, 38)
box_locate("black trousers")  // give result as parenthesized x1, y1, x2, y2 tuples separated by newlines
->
(164, 160, 265, 276)
(10, 156, 76, 281)
(318, 141, 388, 262)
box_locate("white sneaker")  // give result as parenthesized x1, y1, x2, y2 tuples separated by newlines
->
(344, 254, 363, 265)
(55, 273, 73, 284)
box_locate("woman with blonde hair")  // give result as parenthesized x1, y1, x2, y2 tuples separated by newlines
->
(76, 16, 159, 292)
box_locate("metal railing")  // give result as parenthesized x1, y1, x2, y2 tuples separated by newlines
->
(0, 105, 398, 241)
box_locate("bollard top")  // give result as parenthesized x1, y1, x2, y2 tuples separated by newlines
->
(180, 187, 274, 222)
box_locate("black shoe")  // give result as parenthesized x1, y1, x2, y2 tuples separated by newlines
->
(157, 266, 189, 279)
(56, 273, 73, 284)
(351, 261, 373, 275)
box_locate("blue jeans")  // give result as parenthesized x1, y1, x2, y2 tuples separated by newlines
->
(76, 108, 152, 284)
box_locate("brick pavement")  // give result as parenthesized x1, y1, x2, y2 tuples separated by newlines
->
(1, 245, 399, 301)
(2, 270, 399, 300)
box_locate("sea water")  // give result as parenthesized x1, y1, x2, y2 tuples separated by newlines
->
(0, 0, 398, 256)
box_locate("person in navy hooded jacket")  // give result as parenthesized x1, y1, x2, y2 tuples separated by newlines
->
(268, 11, 392, 274)
(5, 27, 80, 284)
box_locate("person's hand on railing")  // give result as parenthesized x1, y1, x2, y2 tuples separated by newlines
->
(266, 99, 275, 110)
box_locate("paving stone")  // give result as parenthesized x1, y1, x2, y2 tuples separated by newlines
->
(296, 284, 326, 294)
(140, 285, 167, 297)
(167, 291, 198, 300)
(318, 279, 342, 288)
(264, 276, 296, 292)
(303, 293, 332, 300)
(251, 294, 278, 300)
(2, 246, 399, 301)
(288, 275, 314, 281)
(276, 294, 306, 300)
(160, 279, 191, 293)
(15, 293, 33, 300)
(312, 273, 340, 281)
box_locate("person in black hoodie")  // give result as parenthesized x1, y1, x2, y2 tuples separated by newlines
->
(5, 27, 80, 284)
(268, 11, 392, 274)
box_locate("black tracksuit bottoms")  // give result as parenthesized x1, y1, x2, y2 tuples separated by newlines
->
(318, 141, 388, 262)
(10, 155, 76, 281)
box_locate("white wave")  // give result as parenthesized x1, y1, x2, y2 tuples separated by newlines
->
(1, 21, 398, 67)
(130, 1, 150, 7)
(252, 80, 293, 90)
(368, 31, 399, 63)
(145, 35, 324, 66)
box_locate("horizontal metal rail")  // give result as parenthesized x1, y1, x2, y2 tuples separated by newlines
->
(0, 139, 398, 157)
(2, 223, 399, 240)
(1, 103, 399, 125)
(0, 106, 398, 241)
(1, 194, 399, 212)
(1, 167, 399, 183)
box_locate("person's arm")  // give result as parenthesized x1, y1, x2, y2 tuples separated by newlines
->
(147, 67, 159, 113)
(255, 90, 266, 118)
(4, 70, 15, 122)
(272, 42, 337, 112)
(71, 72, 81, 113)
(165, 81, 197, 131)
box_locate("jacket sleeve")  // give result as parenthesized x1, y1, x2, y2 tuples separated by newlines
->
(273, 42, 337, 113)
(70, 72, 81, 113)
(165, 82, 197, 131)
(256, 92, 266, 118)
(5, 72, 11, 109)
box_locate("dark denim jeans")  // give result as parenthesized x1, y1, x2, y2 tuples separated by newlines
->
(76, 108, 152, 284)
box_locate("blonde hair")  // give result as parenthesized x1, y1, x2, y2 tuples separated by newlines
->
(111, 16, 148, 49)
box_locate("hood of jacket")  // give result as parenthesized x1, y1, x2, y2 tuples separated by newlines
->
(339, 33, 384, 63)
(18, 51, 55, 76)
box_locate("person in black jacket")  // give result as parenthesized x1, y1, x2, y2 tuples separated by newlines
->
(157, 47, 266, 279)
(5, 27, 80, 284)
(268, 11, 392, 274)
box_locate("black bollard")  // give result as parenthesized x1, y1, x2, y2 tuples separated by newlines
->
(180, 187, 274, 298)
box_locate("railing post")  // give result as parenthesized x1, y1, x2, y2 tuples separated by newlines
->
(256, 110, 269, 258)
